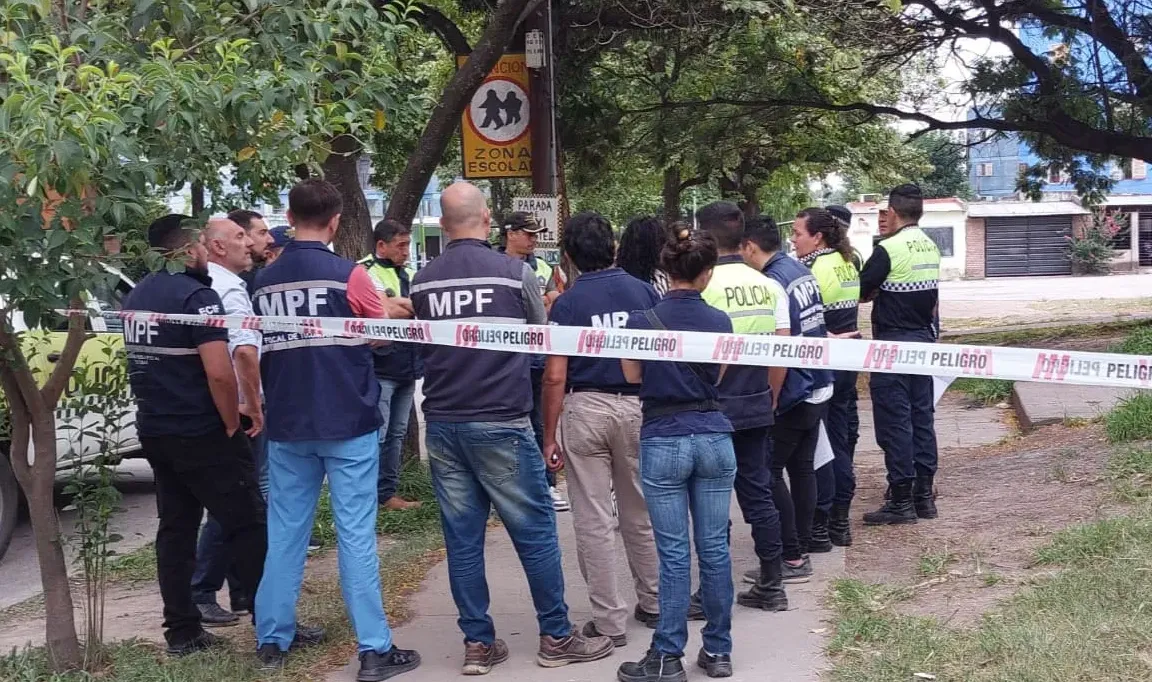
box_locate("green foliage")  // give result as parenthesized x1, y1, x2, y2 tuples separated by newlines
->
(829, 504, 1152, 682)
(909, 133, 971, 199)
(1066, 211, 1120, 275)
(1112, 325, 1152, 356)
(1105, 393, 1152, 443)
(950, 378, 1013, 405)
(1106, 447, 1152, 502)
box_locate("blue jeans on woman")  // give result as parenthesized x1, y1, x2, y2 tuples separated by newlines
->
(640, 433, 737, 658)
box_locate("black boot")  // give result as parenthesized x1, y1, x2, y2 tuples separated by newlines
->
(914, 475, 938, 519)
(736, 558, 789, 611)
(617, 649, 688, 682)
(828, 503, 852, 547)
(808, 510, 834, 553)
(862, 481, 917, 526)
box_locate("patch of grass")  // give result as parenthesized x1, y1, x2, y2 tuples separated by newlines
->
(917, 546, 957, 577)
(107, 543, 157, 584)
(1033, 514, 1152, 567)
(828, 508, 1152, 682)
(950, 377, 1013, 405)
(1111, 325, 1152, 355)
(981, 572, 1004, 587)
(1105, 392, 1152, 443)
(946, 319, 1152, 347)
(4, 461, 447, 681)
(1107, 447, 1152, 501)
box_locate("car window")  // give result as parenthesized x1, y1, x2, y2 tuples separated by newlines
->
(48, 275, 130, 334)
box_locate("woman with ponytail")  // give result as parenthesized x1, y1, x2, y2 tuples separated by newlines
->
(617, 226, 738, 682)
(792, 207, 862, 549)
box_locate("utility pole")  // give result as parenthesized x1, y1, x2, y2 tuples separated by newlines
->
(526, 0, 556, 196)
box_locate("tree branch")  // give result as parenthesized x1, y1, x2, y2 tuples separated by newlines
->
(41, 301, 89, 407)
(411, 2, 473, 55)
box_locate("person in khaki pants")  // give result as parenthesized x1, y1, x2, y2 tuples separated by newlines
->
(542, 211, 661, 646)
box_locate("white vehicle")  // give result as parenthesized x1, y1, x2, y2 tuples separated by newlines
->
(0, 265, 138, 559)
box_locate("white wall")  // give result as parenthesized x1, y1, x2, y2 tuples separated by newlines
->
(846, 209, 967, 280)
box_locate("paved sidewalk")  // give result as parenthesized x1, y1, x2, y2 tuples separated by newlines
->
(328, 496, 843, 682)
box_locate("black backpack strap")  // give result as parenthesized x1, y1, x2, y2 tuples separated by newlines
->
(642, 308, 717, 387)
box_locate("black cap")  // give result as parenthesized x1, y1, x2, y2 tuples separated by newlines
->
(826, 205, 852, 225)
(501, 211, 544, 234)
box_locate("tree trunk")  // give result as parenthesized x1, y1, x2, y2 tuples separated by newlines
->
(490, 179, 514, 218)
(385, 0, 544, 226)
(326, 135, 374, 260)
(662, 166, 682, 224)
(402, 403, 420, 465)
(191, 181, 205, 217)
(741, 186, 761, 219)
(24, 419, 81, 669)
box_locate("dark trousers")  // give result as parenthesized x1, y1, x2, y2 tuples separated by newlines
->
(191, 423, 266, 608)
(815, 462, 834, 515)
(143, 429, 267, 645)
(731, 427, 782, 563)
(828, 370, 860, 506)
(770, 402, 826, 561)
(530, 366, 556, 488)
(870, 371, 938, 485)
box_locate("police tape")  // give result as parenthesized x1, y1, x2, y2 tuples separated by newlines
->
(105, 310, 1152, 390)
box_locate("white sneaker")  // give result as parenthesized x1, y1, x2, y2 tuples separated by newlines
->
(551, 486, 571, 512)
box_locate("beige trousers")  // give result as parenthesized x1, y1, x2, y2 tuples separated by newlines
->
(559, 391, 660, 636)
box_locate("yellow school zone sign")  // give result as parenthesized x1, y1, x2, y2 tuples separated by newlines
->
(459, 54, 532, 179)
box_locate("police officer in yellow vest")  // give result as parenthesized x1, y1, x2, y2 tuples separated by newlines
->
(499, 212, 568, 511)
(697, 202, 793, 612)
(358, 219, 424, 511)
(796, 207, 862, 548)
(858, 184, 942, 526)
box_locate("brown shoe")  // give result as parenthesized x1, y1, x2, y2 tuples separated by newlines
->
(382, 496, 423, 511)
(536, 630, 614, 668)
(462, 639, 509, 675)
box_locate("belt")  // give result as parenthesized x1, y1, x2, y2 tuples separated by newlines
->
(642, 399, 722, 419)
(568, 387, 633, 397)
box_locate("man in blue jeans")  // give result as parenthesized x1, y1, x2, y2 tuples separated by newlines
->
(358, 218, 423, 511)
(253, 179, 420, 682)
(410, 182, 612, 676)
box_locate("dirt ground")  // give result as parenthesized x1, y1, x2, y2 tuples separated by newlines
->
(846, 424, 1114, 625)
(0, 536, 383, 653)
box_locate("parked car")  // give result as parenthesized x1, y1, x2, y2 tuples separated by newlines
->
(0, 265, 137, 560)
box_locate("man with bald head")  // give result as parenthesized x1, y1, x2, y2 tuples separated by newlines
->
(188, 218, 265, 627)
(411, 182, 613, 675)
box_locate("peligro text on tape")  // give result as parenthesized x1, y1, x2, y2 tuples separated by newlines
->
(98, 310, 1152, 390)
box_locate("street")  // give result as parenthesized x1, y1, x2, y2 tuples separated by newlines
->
(0, 459, 157, 611)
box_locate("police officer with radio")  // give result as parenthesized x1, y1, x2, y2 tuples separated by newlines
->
(411, 182, 612, 675)
(500, 211, 569, 512)
(695, 202, 793, 613)
(123, 215, 266, 656)
(858, 184, 942, 526)
(358, 218, 424, 511)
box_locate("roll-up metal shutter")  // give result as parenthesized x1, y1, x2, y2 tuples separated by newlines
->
(985, 216, 1073, 277)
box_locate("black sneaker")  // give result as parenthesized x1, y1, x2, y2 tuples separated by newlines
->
(197, 603, 239, 628)
(166, 630, 226, 657)
(634, 604, 659, 629)
(358, 645, 421, 682)
(617, 649, 688, 682)
(292, 623, 326, 648)
(582, 620, 627, 648)
(257, 643, 286, 671)
(696, 648, 734, 678)
(782, 557, 813, 584)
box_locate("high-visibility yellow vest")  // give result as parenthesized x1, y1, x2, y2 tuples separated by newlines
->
(811, 251, 860, 333)
(701, 259, 785, 334)
(358, 256, 415, 297)
(879, 227, 940, 293)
